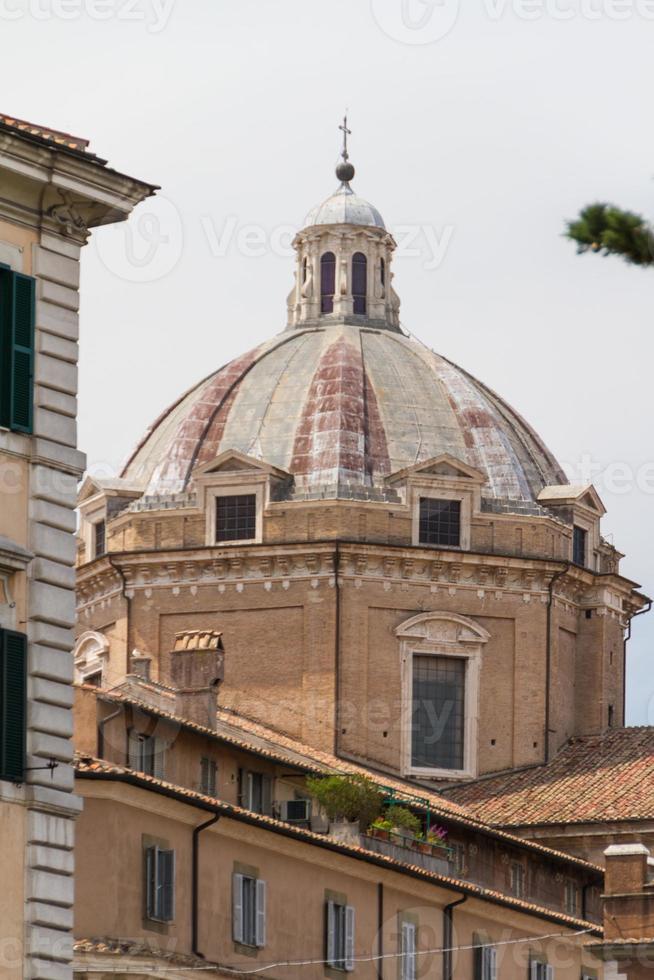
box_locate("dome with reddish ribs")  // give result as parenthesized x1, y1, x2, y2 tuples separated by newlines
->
(122, 324, 566, 502)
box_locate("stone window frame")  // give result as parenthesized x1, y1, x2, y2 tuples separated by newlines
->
(73, 629, 110, 686)
(205, 482, 265, 547)
(410, 484, 472, 551)
(396, 611, 490, 780)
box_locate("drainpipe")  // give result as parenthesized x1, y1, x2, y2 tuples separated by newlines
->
(192, 813, 220, 957)
(545, 564, 570, 764)
(333, 542, 341, 756)
(377, 882, 384, 980)
(622, 599, 652, 724)
(443, 894, 467, 980)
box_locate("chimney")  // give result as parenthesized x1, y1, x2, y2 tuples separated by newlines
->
(603, 844, 654, 941)
(169, 630, 224, 729)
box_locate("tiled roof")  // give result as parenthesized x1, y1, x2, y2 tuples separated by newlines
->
(442, 728, 654, 827)
(0, 112, 93, 155)
(90, 686, 601, 873)
(75, 754, 602, 935)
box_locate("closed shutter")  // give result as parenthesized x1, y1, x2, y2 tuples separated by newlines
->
(255, 878, 267, 947)
(152, 737, 165, 780)
(0, 269, 35, 434)
(326, 900, 337, 967)
(0, 629, 27, 782)
(344, 905, 355, 972)
(128, 731, 140, 770)
(401, 922, 416, 980)
(530, 963, 543, 980)
(482, 946, 497, 980)
(261, 774, 272, 815)
(233, 873, 244, 943)
(145, 846, 156, 919)
(160, 849, 175, 921)
(545, 966, 554, 980)
(474, 946, 483, 980)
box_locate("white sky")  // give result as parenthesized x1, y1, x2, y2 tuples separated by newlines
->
(3, 0, 652, 721)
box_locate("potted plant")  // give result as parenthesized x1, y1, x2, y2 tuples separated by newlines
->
(306, 774, 383, 844)
(385, 805, 421, 844)
(369, 817, 393, 841)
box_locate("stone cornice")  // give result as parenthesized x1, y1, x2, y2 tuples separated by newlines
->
(76, 543, 644, 622)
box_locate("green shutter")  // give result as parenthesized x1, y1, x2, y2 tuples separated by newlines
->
(0, 267, 35, 434)
(0, 629, 27, 782)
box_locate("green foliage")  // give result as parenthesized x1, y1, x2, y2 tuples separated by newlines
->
(306, 774, 384, 826)
(565, 203, 654, 267)
(385, 805, 421, 835)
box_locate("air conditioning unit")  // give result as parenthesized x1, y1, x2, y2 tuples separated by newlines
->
(281, 799, 311, 823)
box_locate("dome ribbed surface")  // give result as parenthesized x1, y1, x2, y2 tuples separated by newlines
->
(122, 326, 566, 501)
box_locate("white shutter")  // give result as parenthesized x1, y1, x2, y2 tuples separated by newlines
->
(483, 947, 497, 980)
(326, 901, 337, 967)
(401, 922, 416, 980)
(233, 873, 244, 943)
(545, 966, 554, 980)
(344, 905, 355, 972)
(530, 963, 540, 980)
(255, 879, 267, 947)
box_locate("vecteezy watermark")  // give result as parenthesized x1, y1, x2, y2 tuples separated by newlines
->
(94, 195, 183, 283)
(371, 0, 654, 45)
(200, 215, 455, 271)
(0, 0, 175, 31)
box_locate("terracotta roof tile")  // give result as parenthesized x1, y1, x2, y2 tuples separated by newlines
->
(0, 112, 91, 154)
(442, 728, 654, 827)
(74, 754, 602, 935)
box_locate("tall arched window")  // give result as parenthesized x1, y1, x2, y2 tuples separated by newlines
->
(302, 257, 308, 283)
(352, 252, 367, 315)
(380, 256, 385, 287)
(320, 252, 335, 314)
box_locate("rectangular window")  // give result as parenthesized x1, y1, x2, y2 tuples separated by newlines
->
(400, 921, 416, 980)
(564, 880, 579, 916)
(0, 628, 27, 782)
(475, 945, 498, 980)
(145, 845, 175, 922)
(572, 525, 587, 567)
(510, 861, 526, 899)
(530, 962, 554, 980)
(128, 732, 165, 779)
(326, 900, 355, 972)
(240, 770, 273, 816)
(418, 497, 461, 548)
(200, 756, 217, 796)
(450, 842, 467, 876)
(0, 266, 35, 434)
(233, 873, 266, 947)
(411, 655, 465, 771)
(216, 494, 257, 543)
(94, 519, 106, 559)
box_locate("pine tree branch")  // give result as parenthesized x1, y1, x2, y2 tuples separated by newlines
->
(565, 202, 654, 267)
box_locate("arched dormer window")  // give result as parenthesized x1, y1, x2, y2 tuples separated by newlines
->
(320, 252, 335, 314)
(352, 252, 367, 315)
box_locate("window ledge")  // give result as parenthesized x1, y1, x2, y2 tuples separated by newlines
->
(0, 535, 33, 571)
(406, 765, 475, 780)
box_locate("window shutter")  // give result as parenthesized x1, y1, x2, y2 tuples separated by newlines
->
(530, 962, 541, 980)
(233, 873, 245, 943)
(474, 946, 483, 980)
(0, 629, 27, 782)
(261, 774, 273, 815)
(344, 904, 355, 972)
(545, 966, 554, 980)
(145, 846, 157, 919)
(326, 900, 337, 967)
(160, 849, 175, 921)
(487, 947, 497, 980)
(255, 878, 267, 947)
(153, 738, 165, 780)
(128, 731, 140, 770)
(0, 271, 35, 434)
(401, 922, 416, 980)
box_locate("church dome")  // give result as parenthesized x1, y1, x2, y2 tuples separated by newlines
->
(122, 324, 566, 502)
(304, 182, 386, 230)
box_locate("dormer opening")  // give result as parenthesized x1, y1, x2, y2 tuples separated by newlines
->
(352, 251, 367, 315)
(320, 251, 335, 314)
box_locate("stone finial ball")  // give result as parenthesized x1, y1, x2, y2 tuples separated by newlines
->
(336, 161, 355, 182)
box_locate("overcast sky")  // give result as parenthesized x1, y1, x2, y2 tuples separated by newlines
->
(3, 0, 652, 721)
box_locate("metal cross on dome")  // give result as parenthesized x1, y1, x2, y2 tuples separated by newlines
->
(339, 114, 351, 162)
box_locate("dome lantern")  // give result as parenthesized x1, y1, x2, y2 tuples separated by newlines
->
(286, 117, 401, 332)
